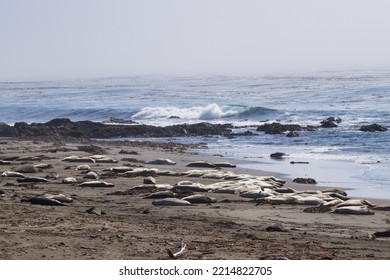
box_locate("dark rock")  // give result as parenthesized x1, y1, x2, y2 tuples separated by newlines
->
(45, 118, 73, 126)
(320, 117, 339, 128)
(290, 161, 309, 164)
(270, 152, 287, 159)
(286, 131, 299, 137)
(359, 124, 388, 132)
(103, 117, 137, 124)
(0, 119, 233, 139)
(293, 178, 317, 184)
(168, 116, 180, 119)
(257, 122, 304, 134)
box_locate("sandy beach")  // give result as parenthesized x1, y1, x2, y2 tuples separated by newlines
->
(1, 138, 390, 260)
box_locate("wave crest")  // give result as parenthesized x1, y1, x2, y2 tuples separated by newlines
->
(131, 103, 275, 120)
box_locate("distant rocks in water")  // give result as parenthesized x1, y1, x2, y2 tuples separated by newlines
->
(292, 178, 317, 184)
(320, 117, 342, 128)
(270, 152, 287, 159)
(290, 161, 309, 164)
(0, 118, 234, 139)
(286, 131, 299, 137)
(103, 117, 137, 124)
(257, 122, 305, 134)
(168, 116, 180, 119)
(359, 123, 388, 132)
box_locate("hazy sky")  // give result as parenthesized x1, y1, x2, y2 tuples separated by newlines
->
(1, 0, 390, 80)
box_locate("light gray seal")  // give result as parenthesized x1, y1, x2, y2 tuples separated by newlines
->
(78, 180, 114, 188)
(152, 198, 192, 206)
(182, 194, 217, 204)
(332, 206, 375, 215)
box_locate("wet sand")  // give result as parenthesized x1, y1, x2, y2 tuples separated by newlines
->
(1, 139, 390, 260)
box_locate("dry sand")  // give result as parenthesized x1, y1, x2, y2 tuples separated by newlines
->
(1, 139, 390, 260)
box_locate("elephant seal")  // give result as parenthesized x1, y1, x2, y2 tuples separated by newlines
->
(90, 155, 117, 163)
(239, 190, 273, 199)
(1, 171, 25, 178)
(372, 205, 390, 211)
(172, 181, 207, 193)
(62, 177, 78, 184)
(78, 180, 114, 188)
(332, 206, 375, 215)
(147, 158, 176, 165)
(258, 196, 301, 205)
(143, 190, 175, 199)
(152, 198, 192, 206)
(21, 197, 67, 206)
(213, 162, 236, 168)
(336, 199, 376, 208)
(186, 161, 216, 168)
(84, 171, 99, 180)
(76, 164, 91, 171)
(16, 164, 40, 173)
(17, 177, 49, 183)
(43, 193, 73, 203)
(144, 176, 156, 185)
(182, 194, 217, 204)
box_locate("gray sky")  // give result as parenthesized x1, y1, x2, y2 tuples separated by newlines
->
(1, 0, 390, 80)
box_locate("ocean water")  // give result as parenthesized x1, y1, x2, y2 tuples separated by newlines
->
(1, 71, 389, 199)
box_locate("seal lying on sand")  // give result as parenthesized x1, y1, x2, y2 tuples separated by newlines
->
(152, 198, 192, 206)
(182, 194, 217, 204)
(78, 180, 114, 188)
(332, 206, 375, 215)
(1, 171, 25, 178)
(143, 190, 176, 199)
(21, 197, 67, 206)
(17, 177, 49, 183)
(147, 158, 176, 165)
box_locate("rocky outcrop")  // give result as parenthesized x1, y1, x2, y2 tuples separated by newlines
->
(359, 124, 388, 132)
(0, 118, 233, 139)
(256, 122, 317, 135)
(320, 117, 342, 128)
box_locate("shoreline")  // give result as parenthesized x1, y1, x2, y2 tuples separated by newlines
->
(1, 138, 390, 260)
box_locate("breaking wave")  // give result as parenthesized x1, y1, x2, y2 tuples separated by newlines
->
(130, 103, 276, 120)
